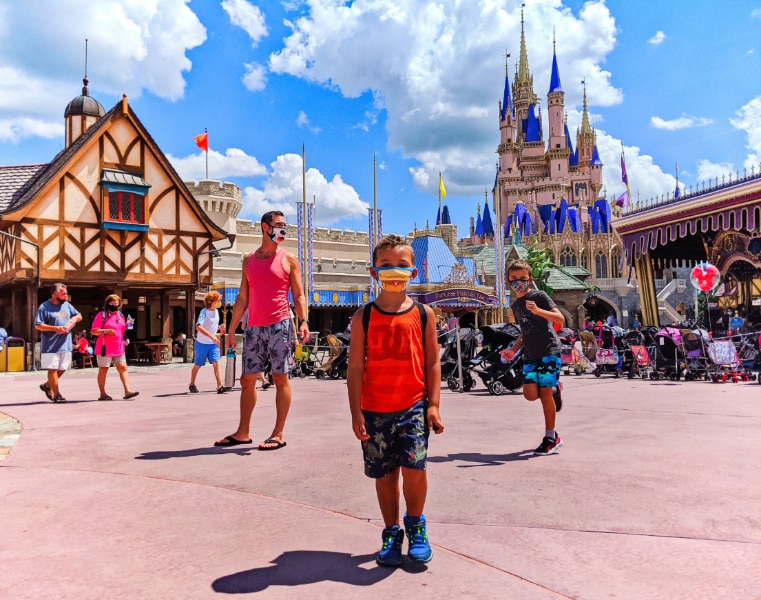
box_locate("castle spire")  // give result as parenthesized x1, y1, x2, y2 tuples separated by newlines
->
(548, 32, 563, 94)
(580, 79, 592, 136)
(517, 6, 530, 85)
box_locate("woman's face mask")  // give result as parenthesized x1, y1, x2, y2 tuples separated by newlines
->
(374, 266, 416, 293)
(106, 304, 119, 312)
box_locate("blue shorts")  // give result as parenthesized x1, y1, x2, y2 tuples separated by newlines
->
(361, 399, 429, 478)
(522, 354, 561, 388)
(242, 318, 294, 375)
(194, 342, 221, 366)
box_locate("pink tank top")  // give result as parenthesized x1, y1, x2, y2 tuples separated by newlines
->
(245, 247, 292, 327)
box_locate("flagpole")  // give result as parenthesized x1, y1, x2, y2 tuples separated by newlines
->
(493, 175, 505, 323)
(204, 128, 208, 180)
(302, 144, 308, 300)
(438, 172, 442, 218)
(621, 140, 631, 214)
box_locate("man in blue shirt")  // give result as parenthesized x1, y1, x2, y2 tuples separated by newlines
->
(35, 283, 81, 403)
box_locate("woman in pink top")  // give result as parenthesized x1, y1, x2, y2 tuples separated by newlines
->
(91, 294, 138, 401)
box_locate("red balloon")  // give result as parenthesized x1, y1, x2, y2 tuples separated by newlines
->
(690, 262, 720, 292)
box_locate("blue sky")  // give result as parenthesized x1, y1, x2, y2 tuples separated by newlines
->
(2, 0, 761, 237)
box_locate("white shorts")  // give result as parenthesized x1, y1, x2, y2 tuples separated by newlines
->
(96, 354, 127, 368)
(41, 352, 72, 371)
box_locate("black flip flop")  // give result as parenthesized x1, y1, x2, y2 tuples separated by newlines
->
(259, 438, 286, 451)
(214, 435, 253, 447)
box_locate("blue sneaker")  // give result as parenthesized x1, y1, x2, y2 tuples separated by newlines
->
(404, 513, 433, 563)
(376, 525, 404, 567)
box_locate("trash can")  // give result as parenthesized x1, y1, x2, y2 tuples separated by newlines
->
(0, 337, 27, 372)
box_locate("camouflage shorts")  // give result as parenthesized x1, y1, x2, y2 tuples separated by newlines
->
(361, 399, 429, 478)
(522, 354, 561, 388)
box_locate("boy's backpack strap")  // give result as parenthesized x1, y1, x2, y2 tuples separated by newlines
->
(362, 301, 427, 341)
(362, 302, 374, 338)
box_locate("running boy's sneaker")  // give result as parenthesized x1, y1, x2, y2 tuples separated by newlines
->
(553, 382, 563, 412)
(376, 525, 404, 567)
(534, 434, 564, 455)
(403, 513, 433, 563)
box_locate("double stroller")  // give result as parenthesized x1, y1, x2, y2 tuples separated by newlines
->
(471, 323, 524, 395)
(706, 336, 752, 383)
(440, 327, 479, 391)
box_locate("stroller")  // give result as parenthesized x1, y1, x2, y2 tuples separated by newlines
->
(472, 323, 524, 395)
(681, 329, 711, 381)
(651, 327, 685, 380)
(314, 332, 350, 379)
(736, 332, 761, 383)
(706, 337, 751, 383)
(578, 329, 599, 363)
(292, 333, 320, 378)
(592, 324, 625, 377)
(558, 328, 585, 376)
(440, 327, 478, 391)
(623, 330, 653, 379)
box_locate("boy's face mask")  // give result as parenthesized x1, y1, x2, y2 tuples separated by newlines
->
(374, 266, 416, 293)
(509, 278, 532, 294)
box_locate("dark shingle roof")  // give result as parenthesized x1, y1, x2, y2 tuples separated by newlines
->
(0, 164, 48, 212)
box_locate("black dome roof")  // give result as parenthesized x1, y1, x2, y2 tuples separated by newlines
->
(64, 77, 105, 118)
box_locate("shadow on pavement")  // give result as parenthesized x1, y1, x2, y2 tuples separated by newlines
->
(211, 551, 393, 593)
(428, 450, 538, 467)
(135, 447, 255, 460)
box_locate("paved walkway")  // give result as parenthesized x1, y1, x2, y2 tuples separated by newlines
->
(1, 363, 759, 599)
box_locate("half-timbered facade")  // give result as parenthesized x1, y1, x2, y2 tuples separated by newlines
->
(0, 86, 228, 348)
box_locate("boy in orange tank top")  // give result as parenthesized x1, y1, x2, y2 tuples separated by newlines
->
(347, 235, 444, 567)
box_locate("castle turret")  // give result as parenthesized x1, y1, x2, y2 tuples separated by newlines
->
(186, 180, 242, 251)
(64, 76, 105, 148)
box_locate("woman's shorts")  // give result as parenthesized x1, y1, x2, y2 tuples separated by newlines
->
(522, 354, 561, 388)
(242, 319, 294, 375)
(96, 354, 127, 368)
(361, 399, 429, 478)
(194, 342, 221, 366)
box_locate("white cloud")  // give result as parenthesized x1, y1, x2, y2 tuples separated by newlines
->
(0, 0, 206, 140)
(650, 114, 713, 131)
(751, 9, 761, 19)
(173, 150, 368, 226)
(222, 0, 268, 46)
(648, 30, 666, 45)
(242, 62, 267, 91)
(268, 0, 622, 197)
(730, 96, 761, 156)
(296, 111, 321, 134)
(696, 159, 735, 184)
(168, 147, 268, 180)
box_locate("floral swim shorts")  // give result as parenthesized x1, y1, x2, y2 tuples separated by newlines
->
(361, 399, 429, 478)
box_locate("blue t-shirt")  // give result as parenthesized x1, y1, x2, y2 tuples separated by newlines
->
(195, 307, 220, 345)
(35, 300, 80, 353)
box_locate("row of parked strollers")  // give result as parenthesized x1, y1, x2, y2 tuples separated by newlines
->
(440, 322, 761, 395)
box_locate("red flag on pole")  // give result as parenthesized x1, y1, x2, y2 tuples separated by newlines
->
(194, 132, 208, 152)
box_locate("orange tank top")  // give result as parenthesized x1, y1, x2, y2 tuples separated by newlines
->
(361, 302, 427, 412)
(245, 247, 292, 327)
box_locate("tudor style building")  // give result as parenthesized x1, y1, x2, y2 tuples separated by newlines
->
(0, 78, 229, 347)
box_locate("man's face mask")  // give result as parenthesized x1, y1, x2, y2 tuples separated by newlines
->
(267, 221, 287, 244)
(374, 266, 416, 293)
(106, 304, 120, 312)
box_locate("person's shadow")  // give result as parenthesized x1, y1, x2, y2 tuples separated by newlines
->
(211, 551, 396, 593)
(428, 450, 538, 467)
(135, 446, 255, 460)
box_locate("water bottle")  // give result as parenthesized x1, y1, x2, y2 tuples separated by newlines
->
(224, 346, 236, 389)
(126, 315, 134, 330)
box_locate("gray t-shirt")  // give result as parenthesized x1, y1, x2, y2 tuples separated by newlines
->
(35, 300, 80, 353)
(511, 290, 562, 360)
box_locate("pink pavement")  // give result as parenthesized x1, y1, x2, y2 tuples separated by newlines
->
(1, 364, 759, 599)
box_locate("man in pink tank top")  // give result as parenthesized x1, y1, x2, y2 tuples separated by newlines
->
(215, 211, 310, 450)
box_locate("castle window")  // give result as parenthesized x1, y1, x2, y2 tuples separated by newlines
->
(100, 169, 151, 232)
(611, 248, 621, 278)
(595, 251, 608, 278)
(559, 246, 577, 267)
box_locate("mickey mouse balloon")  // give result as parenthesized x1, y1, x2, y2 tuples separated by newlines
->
(690, 261, 720, 293)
